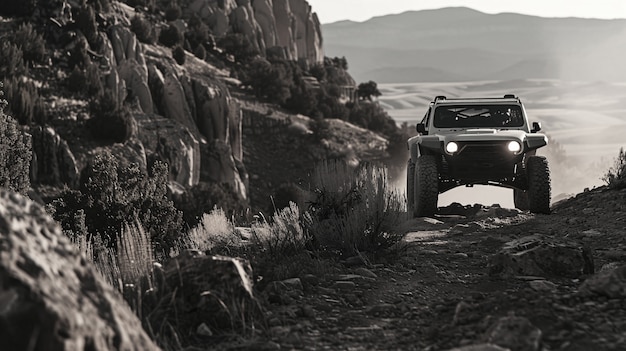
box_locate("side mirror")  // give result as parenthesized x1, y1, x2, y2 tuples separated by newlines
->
(531, 122, 542, 133)
(416, 123, 426, 134)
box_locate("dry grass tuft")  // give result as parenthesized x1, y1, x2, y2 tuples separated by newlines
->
(308, 160, 406, 255)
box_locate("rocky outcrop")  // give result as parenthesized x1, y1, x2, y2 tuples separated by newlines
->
(489, 235, 595, 278)
(0, 190, 159, 351)
(29, 126, 80, 188)
(202, 140, 248, 200)
(135, 113, 201, 188)
(179, 0, 323, 64)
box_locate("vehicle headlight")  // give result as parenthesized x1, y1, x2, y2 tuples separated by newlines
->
(446, 142, 459, 153)
(508, 141, 522, 153)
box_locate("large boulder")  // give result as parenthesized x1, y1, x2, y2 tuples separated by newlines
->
(483, 315, 541, 351)
(579, 264, 626, 298)
(117, 60, 154, 114)
(489, 235, 594, 278)
(29, 126, 80, 188)
(135, 113, 201, 188)
(147, 251, 262, 339)
(0, 190, 159, 351)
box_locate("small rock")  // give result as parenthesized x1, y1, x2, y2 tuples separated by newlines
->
(446, 344, 510, 351)
(367, 303, 396, 314)
(196, 323, 213, 337)
(333, 281, 357, 290)
(424, 217, 444, 225)
(454, 253, 469, 259)
(484, 314, 542, 351)
(354, 267, 378, 278)
(301, 274, 320, 287)
(344, 256, 366, 267)
(529, 280, 557, 292)
(422, 249, 439, 255)
(282, 278, 304, 292)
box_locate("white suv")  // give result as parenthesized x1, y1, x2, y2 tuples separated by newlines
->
(407, 95, 550, 216)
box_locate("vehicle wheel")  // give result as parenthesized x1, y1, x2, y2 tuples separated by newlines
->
(407, 159, 416, 216)
(414, 155, 439, 217)
(527, 156, 551, 214)
(514, 189, 529, 211)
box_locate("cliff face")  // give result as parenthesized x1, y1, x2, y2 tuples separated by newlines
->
(180, 0, 324, 64)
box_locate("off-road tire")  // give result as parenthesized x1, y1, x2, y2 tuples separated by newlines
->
(527, 156, 551, 214)
(413, 155, 439, 217)
(407, 159, 416, 216)
(514, 189, 529, 211)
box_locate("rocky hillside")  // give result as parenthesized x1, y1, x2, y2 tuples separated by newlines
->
(0, 0, 391, 213)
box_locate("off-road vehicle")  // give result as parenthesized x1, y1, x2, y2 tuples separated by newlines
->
(407, 95, 550, 216)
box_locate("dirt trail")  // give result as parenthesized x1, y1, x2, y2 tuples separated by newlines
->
(258, 187, 626, 351)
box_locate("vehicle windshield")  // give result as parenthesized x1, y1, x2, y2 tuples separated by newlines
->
(434, 105, 524, 128)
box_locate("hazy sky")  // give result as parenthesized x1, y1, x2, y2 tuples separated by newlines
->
(306, 0, 626, 23)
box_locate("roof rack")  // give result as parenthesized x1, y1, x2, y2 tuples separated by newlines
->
(433, 96, 520, 101)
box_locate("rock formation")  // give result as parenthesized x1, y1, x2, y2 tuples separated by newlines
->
(179, 0, 324, 64)
(0, 190, 159, 351)
(29, 126, 80, 188)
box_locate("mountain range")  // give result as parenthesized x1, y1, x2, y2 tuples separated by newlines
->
(322, 7, 626, 83)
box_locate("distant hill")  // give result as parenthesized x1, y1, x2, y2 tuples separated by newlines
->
(322, 7, 626, 83)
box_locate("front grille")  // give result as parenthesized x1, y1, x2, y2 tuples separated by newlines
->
(445, 141, 520, 180)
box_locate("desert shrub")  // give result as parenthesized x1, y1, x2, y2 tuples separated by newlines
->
(243, 58, 292, 105)
(66, 63, 104, 98)
(173, 181, 246, 227)
(172, 45, 185, 65)
(348, 101, 397, 136)
(0, 0, 37, 16)
(87, 90, 133, 143)
(252, 202, 312, 258)
(0, 42, 26, 78)
(12, 23, 47, 65)
(306, 160, 405, 256)
(0, 83, 32, 194)
(52, 152, 184, 257)
(165, 3, 182, 21)
(68, 36, 91, 69)
(3, 77, 48, 125)
(185, 14, 210, 50)
(130, 15, 157, 44)
(218, 33, 258, 63)
(75, 5, 99, 45)
(159, 24, 184, 48)
(357, 80, 382, 101)
(193, 44, 206, 60)
(270, 182, 307, 215)
(183, 207, 239, 254)
(602, 147, 626, 189)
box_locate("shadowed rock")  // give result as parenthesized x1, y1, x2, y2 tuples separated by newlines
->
(0, 190, 159, 351)
(489, 234, 594, 278)
(29, 126, 79, 188)
(147, 251, 263, 339)
(579, 264, 626, 298)
(483, 314, 541, 351)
